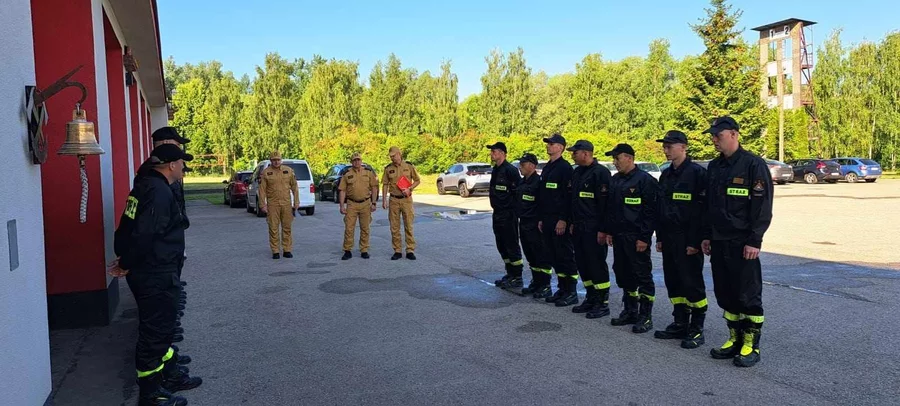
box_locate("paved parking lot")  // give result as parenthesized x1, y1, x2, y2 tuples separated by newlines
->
(49, 180, 899, 405)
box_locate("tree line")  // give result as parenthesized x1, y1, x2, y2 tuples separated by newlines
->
(167, 0, 900, 177)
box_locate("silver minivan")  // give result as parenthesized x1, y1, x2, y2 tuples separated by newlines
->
(247, 159, 316, 216)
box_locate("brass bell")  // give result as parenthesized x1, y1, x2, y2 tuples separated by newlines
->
(58, 107, 104, 156)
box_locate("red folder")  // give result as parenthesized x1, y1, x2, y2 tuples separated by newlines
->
(397, 175, 412, 190)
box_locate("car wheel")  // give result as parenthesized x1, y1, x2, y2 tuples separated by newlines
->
(229, 194, 240, 208)
(256, 198, 266, 217)
(305, 207, 315, 216)
(246, 198, 254, 213)
(437, 180, 445, 195)
(333, 187, 340, 203)
(804, 172, 817, 184)
(776, 181, 786, 185)
(866, 179, 877, 183)
(845, 172, 858, 183)
(223, 190, 230, 205)
(459, 182, 470, 198)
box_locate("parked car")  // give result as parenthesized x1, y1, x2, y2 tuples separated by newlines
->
(512, 160, 548, 176)
(833, 157, 882, 183)
(660, 159, 712, 172)
(786, 159, 842, 184)
(437, 163, 492, 198)
(222, 170, 253, 208)
(636, 162, 661, 180)
(247, 159, 316, 216)
(317, 163, 378, 203)
(765, 159, 794, 185)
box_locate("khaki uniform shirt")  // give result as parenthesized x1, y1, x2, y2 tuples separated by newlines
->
(259, 165, 299, 205)
(339, 167, 378, 202)
(382, 161, 420, 197)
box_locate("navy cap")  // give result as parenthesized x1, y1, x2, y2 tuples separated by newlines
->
(656, 130, 688, 144)
(703, 116, 740, 135)
(566, 139, 594, 152)
(542, 133, 567, 145)
(149, 144, 194, 164)
(604, 143, 635, 157)
(518, 152, 538, 165)
(151, 126, 191, 144)
(485, 142, 507, 153)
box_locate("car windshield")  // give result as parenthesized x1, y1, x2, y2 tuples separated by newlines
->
(765, 159, 784, 165)
(637, 163, 660, 172)
(861, 159, 879, 165)
(285, 163, 312, 181)
(468, 165, 491, 173)
(236, 172, 251, 182)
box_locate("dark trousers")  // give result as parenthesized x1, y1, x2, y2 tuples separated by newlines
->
(127, 272, 180, 377)
(573, 222, 610, 298)
(710, 240, 764, 325)
(520, 218, 552, 286)
(661, 231, 707, 312)
(541, 217, 578, 291)
(612, 234, 654, 301)
(493, 210, 523, 277)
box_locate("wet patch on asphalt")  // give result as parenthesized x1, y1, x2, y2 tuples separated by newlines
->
(307, 262, 337, 269)
(256, 286, 291, 295)
(515, 321, 562, 333)
(318, 273, 518, 309)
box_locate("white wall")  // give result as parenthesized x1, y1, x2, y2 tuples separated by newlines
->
(0, 1, 52, 405)
(92, 0, 117, 267)
(150, 105, 169, 132)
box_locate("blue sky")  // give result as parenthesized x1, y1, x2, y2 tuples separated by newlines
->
(157, 0, 898, 97)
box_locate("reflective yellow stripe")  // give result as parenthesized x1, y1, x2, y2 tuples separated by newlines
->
(593, 281, 610, 289)
(742, 314, 765, 324)
(724, 311, 741, 321)
(495, 185, 507, 191)
(509, 260, 523, 266)
(670, 297, 687, 305)
(557, 273, 579, 279)
(727, 188, 748, 197)
(522, 194, 535, 201)
(533, 267, 553, 274)
(136, 348, 173, 378)
(125, 196, 138, 219)
(672, 192, 691, 201)
(583, 280, 594, 287)
(625, 197, 641, 205)
(546, 182, 558, 189)
(640, 293, 655, 302)
(627, 291, 640, 298)
(579, 191, 594, 198)
(162, 347, 174, 362)
(687, 298, 708, 308)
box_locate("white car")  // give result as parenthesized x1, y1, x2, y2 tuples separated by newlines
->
(436, 162, 492, 198)
(636, 162, 662, 180)
(247, 159, 316, 216)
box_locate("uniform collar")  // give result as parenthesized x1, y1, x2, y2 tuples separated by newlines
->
(670, 157, 691, 174)
(620, 165, 638, 179)
(721, 146, 746, 166)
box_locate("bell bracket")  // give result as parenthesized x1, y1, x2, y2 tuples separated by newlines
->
(25, 65, 88, 164)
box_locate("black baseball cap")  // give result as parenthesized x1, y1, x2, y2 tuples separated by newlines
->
(656, 130, 688, 144)
(149, 143, 194, 164)
(605, 143, 635, 157)
(542, 133, 567, 145)
(566, 139, 594, 152)
(151, 126, 191, 144)
(485, 142, 507, 153)
(518, 152, 538, 165)
(703, 116, 740, 135)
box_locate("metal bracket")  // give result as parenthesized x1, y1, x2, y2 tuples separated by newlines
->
(24, 65, 88, 164)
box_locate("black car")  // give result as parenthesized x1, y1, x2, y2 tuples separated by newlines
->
(786, 159, 842, 184)
(317, 163, 378, 203)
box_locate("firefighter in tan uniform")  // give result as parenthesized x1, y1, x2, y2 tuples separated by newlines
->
(339, 152, 379, 260)
(382, 146, 420, 260)
(259, 151, 299, 259)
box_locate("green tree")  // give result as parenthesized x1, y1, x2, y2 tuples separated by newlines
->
(297, 58, 363, 154)
(360, 54, 419, 136)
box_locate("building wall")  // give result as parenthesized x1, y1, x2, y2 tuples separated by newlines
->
(0, 0, 53, 404)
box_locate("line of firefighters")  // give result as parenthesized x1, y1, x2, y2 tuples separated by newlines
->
(488, 116, 773, 368)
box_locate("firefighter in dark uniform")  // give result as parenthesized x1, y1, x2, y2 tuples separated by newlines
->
(653, 131, 709, 349)
(538, 133, 579, 307)
(488, 142, 525, 289)
(109, 144, 202, 406)
(605, 143, 659, 333)
(516, 153, 554, 298)
(701, 116, 773, 368)
(567, 140, 613, 319)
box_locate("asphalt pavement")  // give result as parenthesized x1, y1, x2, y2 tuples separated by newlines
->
(48, 182, 900, 405)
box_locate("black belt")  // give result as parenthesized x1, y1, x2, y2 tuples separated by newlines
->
(390, 194, 407, 199)
(349, 198, 371, 203)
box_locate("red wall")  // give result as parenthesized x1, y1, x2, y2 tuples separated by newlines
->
(104, 12, 129, 228)
(32, 0, 106, 295)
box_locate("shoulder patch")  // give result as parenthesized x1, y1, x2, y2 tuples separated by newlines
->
(282, 170, 288, 174)
(124, 196, 138, 219)
(267, 171, 273, 176)
(753, 180, 764, 191)
(600, 184, 608, 193)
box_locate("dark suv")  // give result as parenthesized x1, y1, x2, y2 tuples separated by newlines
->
(317, 163, 377, 203)
(786, 159, 842, 184)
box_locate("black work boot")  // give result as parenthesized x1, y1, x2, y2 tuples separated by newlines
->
(137, 373, 187, 406)
(494, 275, 511, 287)
(710, 320, 743, 359)
(632, 297, 654, 333)
(586, 289, 611, 319)
(545, 289, 564, 303)
(391, 252, 402, 260)
(498, 276, 524, 289)
(681, 311, 706, 349)
(341, 251, 352, 260)
(572, 293, 597, 313)
(733, 325, 762, 367)
(554, 289, 578, 307)
(521, 281, 539, 295)
(283, 252, 293, 258)
(176, 354, 191, 365)
(531, 285, 552, 299)
(272, 253, 280, 259)
(654, 304, 689, 339)
(611, 295, 639, 326)
(161, 359, 203, 393)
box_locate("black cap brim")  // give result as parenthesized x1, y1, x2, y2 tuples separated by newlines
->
(656, 137, 686, 144)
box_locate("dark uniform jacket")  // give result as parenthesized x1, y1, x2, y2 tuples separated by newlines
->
(570, 160, 612, 233)
(607, 167, 659, 244)
(703, 147, 773, 248)
(657, 158, 707, 248)
(115, 169, 185, 273)
(538, 157, 573, 223)
(489, 160, 521, 212)
(517, 172, 541, 220)
(136, 158, 189, 229)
